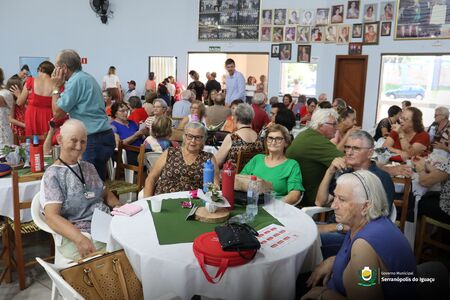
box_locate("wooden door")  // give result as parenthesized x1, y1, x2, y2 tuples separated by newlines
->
(333, 55, 368, 126)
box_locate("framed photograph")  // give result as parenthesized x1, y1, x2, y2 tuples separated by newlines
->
(395, 0, 450, 40)
(325, 25, 337, 43)
(311, 26, 325, 42)
(348, 42, 363, 54)
(199, 26, 219, 40)
(260, 26, 271, 41)
(352, 23, 363, 38)
(296, 26, 311, 43)
(381, 22, 392, 36)
(200, 0, 219, 13)
(219, 26, 237, 39)
(363, 3, 378, 22)
(238, 11, 259, 25)
(219, 0, 238, 11)
(237, 26, 258, 39)
(219, 11, 238, 26)
(347, 1, 360, 19)
(288, 9, 300, 24)
(331, 5, 344, 23)
(285, 26, 296, 42)
(279, 43, 292, 60)
(337, 25, 351, 44)
(272, 26, 284, 42)
(301, 9, 315, 26)
(297, 45, 311, 63)
(363, 21, 379, 45)
(261, 9, 273, 25)
(274, 9, 287, 25)
(271, 44, 280, 58)
(316, 8, 330, 25)
(380, 1, 395, 21)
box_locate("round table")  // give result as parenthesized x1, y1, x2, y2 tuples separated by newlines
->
(108, 191, 322, 300)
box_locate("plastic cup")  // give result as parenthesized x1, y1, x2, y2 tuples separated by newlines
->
(151, 199, 162, 213)
(295, 121, 301, 128)
(263, 191, 275, 208)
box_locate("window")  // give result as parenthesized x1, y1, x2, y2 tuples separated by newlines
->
(280, 63, 317, 97)
(377, 54, 450, 126)
(149, 56, 177, 84)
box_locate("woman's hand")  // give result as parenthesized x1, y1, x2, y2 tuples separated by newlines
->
(391, 123, 401, 133)
(413, 156, 427, 173)
(9, 84, 21, 98)
(74, 234, 96, 258)
(301, 286, 329, 300)
(306, 256, 335, 288)
(433, 141, 449, 152)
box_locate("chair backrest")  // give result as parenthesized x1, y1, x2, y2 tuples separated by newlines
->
(116, 141, 146, 190)
(144, 152, 162, 172)
(31, 192, 55, 235)
(392, 176, 412, 232)
(36, 257, 85, 300)
(12, 171, 45, 222)
(236, 149, 264, 173)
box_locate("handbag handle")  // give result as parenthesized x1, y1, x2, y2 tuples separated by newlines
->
(76, 250, 108, 264)
(113, 258, 130, 300)
(84, 267, 106, 300)
(197, 252, 229, 284)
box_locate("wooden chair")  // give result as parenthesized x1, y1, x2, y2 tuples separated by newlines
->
(0, 217, 12, 284)
(392, 177, 412, 232)
(415, 216, 450, 263)
(236, 149, 264, 174)
(106, 141, 145, 200)
(11, 170, 53, 290)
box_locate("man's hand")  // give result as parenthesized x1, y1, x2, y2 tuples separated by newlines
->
(328, 157, 347, 174)
(51, 67, 66, 90)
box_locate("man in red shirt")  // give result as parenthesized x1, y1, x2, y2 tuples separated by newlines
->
(128, 96, 148, 124)
(251, 92, 270, 133)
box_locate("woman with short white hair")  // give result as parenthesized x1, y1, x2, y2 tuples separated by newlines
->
(302, 170, 416, 300)
(428, 106, 449, 153)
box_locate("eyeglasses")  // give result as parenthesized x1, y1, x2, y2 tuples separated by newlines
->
(434, 113, 442, 117)
(344, 145, 371, 153)
(266, 136, 285, 144)
(185, 134, 204, 142)
(323, 122, 337, 128)
(118, 109, 129, 113)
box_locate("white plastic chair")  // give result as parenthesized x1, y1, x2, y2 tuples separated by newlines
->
(36, 257, 84, 300)
(301, 206, 333, 218)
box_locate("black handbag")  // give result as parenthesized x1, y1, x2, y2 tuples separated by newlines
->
(215, 222, 261, 256)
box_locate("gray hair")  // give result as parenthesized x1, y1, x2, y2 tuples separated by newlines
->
(183, 121, 207, 142)
(128, 96, 142, 109)
(60, 118, 86, 138)
(252, 92, 266, 105)
(348, 130, 374, 148)
(436, 106, 449, 118)
(336, 170, 389, 221)
(153, 98, 168, 109)
(181, 90, 192, 101)
(308, 108, 338, 130)
(57, 49, 82, 72)
(269, 96, 279, 105)
(234, 103, 254, 125)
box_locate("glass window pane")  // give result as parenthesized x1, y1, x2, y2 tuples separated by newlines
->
(280, 63, 317, 97)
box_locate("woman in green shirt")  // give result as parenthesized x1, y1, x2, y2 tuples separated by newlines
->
(241, 124, 304, 205)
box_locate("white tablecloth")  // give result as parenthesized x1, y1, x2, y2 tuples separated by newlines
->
(0, 175, 40, 222)
(108, 191, 322, 300)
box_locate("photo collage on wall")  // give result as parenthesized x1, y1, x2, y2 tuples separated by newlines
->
(198, 0, 261, 40)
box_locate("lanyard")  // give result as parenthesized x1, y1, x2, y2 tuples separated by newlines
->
(58, 157, 87, 192)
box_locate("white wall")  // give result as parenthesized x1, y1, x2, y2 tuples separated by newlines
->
(1, 0, 449, 130)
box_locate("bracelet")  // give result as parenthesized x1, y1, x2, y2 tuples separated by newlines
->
(317, 288, 329, 300)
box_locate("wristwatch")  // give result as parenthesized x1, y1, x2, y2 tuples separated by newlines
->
(52, 89, 60, 96)
(336, 223, 344, 232)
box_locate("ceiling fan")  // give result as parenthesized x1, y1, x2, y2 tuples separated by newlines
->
(89, 0, 112, 24)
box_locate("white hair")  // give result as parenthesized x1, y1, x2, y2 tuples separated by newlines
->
(60, 118, 86, 138)
(308, 108, 338, 130)
(436, 106, 449, 118)
(252, 92, 266, 105)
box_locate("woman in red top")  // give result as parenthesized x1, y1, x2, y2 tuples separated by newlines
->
(383, 106, 429, 160)
(299, 97, 317, 124)
(11, 61, 56, 136)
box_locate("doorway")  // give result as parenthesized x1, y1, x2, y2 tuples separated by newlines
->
(333, 55, 368, 126)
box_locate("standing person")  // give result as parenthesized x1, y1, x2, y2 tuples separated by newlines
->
(16, 65, 30, 85)
(7, 76, 26, 138)
(10, 61, 56, 136)
(165, 76, 176, 100)
(205, 72, 222, 101)
(251, 92, 270, 133)
(145, 72, 157, 93)
(51, 49, 115, 181)
(0, 68, 14, 145)
(187, 70, 205, 101)
(102, 66, 122, 101)
(224, 59, 246, 105)
(245, 76, 257, 104)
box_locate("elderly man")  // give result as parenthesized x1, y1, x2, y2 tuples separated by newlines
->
(206, 93, 231, 127)
(51, 49, 114, 181)
(428, 106, 450, 153)
(124, 80, 138, 102)
(286, 108, 343, 206)
(224, 59, 246, 105)
(318, 93, 328, 103)
(315, 130, 395, 258)
(172, 90, 192, 127)
(251, 92, 270, 133)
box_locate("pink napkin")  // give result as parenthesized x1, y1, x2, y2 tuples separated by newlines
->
(111, 203, 143, 216)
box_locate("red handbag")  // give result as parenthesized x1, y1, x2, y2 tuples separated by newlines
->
(193, 232, 257, 284)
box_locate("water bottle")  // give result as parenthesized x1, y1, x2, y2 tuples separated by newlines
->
(429, 125, 436, 143)
(203, 159, 214, 193)
(25, 138, 31, 161)
(246, 176, 259, 221)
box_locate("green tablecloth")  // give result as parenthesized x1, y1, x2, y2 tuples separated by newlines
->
(149, 198, 283, 245)
(1, 157, 53, 179)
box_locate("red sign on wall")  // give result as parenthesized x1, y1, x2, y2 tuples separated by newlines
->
(81, 57, 88, 64)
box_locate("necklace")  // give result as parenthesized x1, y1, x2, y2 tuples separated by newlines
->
(237, 126, 251, 131)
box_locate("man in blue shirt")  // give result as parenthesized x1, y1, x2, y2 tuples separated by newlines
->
(172, 90, 192, 127)
(51, 49, 115, 181)
(224, 58, 246, 105)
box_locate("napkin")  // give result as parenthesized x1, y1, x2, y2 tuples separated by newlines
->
(111, 203, 143, 216)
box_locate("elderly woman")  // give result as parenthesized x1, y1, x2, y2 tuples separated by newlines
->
(221, 99, 244, 133)
(383, 106, 430, 160)
(331, 106, 359, 151)
(128, 96, 148, 124)
(144, 122, 219, 196)
(110, 102, 146, 147)
(300, 97, 318, 125)
(332, 98, 347, 115)
(241, 124, 304, 205)
(373, 105, 402, 141)
(283, 94, 294, 111)
(144, 98, 167, 134)
(428, 106, 450, 153)
(178, 100, 207, 129)
(302, 170, 416, 300)
(41, 119, 121, 259)
(144, 115, 175, 152)
(215, 103, 264, 167)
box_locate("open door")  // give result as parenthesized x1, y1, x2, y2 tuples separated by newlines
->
(333, 55, 368, 126)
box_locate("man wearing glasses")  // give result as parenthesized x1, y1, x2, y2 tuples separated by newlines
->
(315, 130, 394, 258)
(286, 108, 343, 207)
